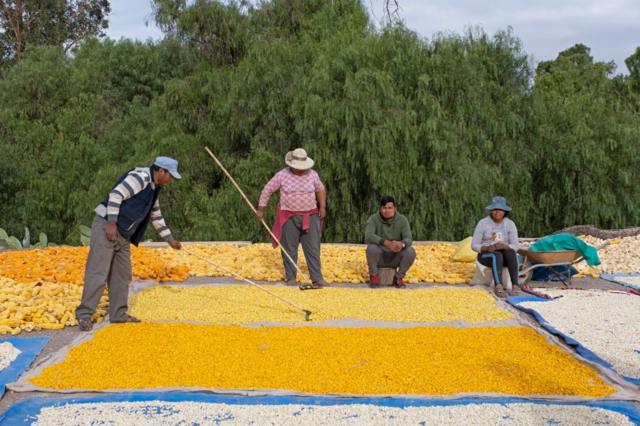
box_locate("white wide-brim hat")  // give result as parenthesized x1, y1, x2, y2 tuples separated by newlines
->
(285, 148, 314, 170)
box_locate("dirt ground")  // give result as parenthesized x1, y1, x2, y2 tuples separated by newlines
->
(0, 275, 636, 416)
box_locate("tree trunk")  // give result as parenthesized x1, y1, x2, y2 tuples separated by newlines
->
(14, 0, 24, 63)
(553, 225, 640, 239)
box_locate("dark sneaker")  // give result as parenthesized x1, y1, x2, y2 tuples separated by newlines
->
(311, 280, 327, 289)
(286, 279, 298, 286)
(393, 276, 406, 288)
(369, 274, 379, 288)
(111, 314, 141, 324)
(78, 318, 93, 332)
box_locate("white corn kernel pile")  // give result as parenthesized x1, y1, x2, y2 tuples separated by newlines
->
(30, 401, 634, 426)
(520, 289, 640, 379)
(0, 341, 21, 370)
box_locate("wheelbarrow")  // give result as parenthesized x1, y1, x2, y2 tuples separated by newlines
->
(517, 241, 608, 288)
(517, 249, 583, 287)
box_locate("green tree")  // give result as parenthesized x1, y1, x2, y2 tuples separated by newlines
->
(1, 1, 639, 244)
(531, 44, 640, 233)
(0, 0, 110, 64)
(152, 0, 249, 65)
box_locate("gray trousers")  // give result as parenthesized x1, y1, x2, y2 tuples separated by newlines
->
(76, 215, 132, 322)
(280, 215, 323, 282)
(366, 244, 417, 278)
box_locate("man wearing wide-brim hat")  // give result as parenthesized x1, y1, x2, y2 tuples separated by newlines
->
(257, 148, 327, 289)
(76, 156, 183, 331)
(470, 196, 520, 297)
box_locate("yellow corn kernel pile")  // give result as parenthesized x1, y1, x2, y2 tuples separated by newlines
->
(0, 246, 189, 285)
(30, 323, 614, 397)
(159, 243, 474, 284)
(0, 243, 474, 286)
(130, 285, 512, 324)
(0, 277, 107, 335)
(131, 246, 190, 282)
(0, 246, 89, 284)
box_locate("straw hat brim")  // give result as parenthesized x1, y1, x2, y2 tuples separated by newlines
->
(285, 157, 314, 170)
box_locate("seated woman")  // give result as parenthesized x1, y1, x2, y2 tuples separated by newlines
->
(471, 196, 519, 296)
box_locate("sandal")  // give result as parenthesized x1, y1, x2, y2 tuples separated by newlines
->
(111, 314, 141, 324)
(494, 284, 507, 298)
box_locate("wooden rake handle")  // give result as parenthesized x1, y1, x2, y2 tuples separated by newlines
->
(182, 247, 312, 320)
(203, 146, 312, 285)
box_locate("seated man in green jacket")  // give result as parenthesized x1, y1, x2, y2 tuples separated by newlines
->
(365, 195, 416, 288)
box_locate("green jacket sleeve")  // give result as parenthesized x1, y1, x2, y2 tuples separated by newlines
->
(400, 216, 413, 248)
(365, 216, 384, 245)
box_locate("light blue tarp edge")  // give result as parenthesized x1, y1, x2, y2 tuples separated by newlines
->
(1, 393, 639, 425)
(0, 337, 48, 399)
(600, 273, 640, 291)
(506, 296, 640, 386)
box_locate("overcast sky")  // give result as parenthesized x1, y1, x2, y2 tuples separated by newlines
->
(106, 0, 639, 74)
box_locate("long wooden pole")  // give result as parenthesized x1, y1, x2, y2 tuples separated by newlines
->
(203, 146, 313, 286)
(183, 248, 312, 321)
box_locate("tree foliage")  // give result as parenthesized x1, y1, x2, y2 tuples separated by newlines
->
(0, 0, 110, 64)
(1, 0, 639, 244)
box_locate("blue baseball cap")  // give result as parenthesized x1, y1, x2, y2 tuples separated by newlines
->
(154, 156, 181, 179)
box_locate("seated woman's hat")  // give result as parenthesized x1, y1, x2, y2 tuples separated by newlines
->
(485, 196, 512, 212)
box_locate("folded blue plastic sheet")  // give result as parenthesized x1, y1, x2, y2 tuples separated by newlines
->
(507, 295, 640, 386)
(1, 393, 639, 425)
(601, 273, 640, 291)
(0, 337, 48, 399)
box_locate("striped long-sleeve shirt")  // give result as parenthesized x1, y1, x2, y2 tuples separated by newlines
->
(95, 167, 173, 241)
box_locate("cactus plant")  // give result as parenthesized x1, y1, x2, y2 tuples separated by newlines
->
(33, 232, 48, 249)
(0, 227, 53, 250)
(79, 224, 92, 246)
(22, 227, 31, 249)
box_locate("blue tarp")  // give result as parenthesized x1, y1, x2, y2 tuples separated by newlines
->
(601, 273, 640, 291)
(1, 393, 639, 425)
(507, 296, 640, 386)
(0, 337, 48, 399)
(531, 265, 577, 282)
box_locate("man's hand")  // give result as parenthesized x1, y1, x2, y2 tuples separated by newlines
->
(256, 207, 265, 221)
(168, 239, 182, 250)
(481, 244, 496, 252)
(319, 207, 327, 220)
(105, 222, 118, 241)
(384, 240, 403, 253)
